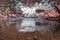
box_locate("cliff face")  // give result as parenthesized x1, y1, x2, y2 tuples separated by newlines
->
(55, 0, 60, 4)
(0, 0, 60, 19)
(0, 0, 60, 40)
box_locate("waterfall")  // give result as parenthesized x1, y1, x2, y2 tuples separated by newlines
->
(14, 0, 54, 17)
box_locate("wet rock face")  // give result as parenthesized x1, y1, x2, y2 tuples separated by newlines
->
(18, 0, 42, 5)
(55, 0, 60, 4)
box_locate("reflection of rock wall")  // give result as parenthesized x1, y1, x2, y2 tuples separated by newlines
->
(14, 18, 59, 34)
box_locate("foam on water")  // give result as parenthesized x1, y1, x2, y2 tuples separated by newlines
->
(14, 0, 54, 17)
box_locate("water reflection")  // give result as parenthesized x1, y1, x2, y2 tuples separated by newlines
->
(0, 17, 59, 34)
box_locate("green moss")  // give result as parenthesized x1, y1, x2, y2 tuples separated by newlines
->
(6, 0, 11, 3)
(6, 0, 13, 5)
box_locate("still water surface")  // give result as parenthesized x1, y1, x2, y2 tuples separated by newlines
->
(0, 17, 60, 34)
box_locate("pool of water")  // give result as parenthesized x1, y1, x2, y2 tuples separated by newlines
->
(0, 17, 60, 34)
